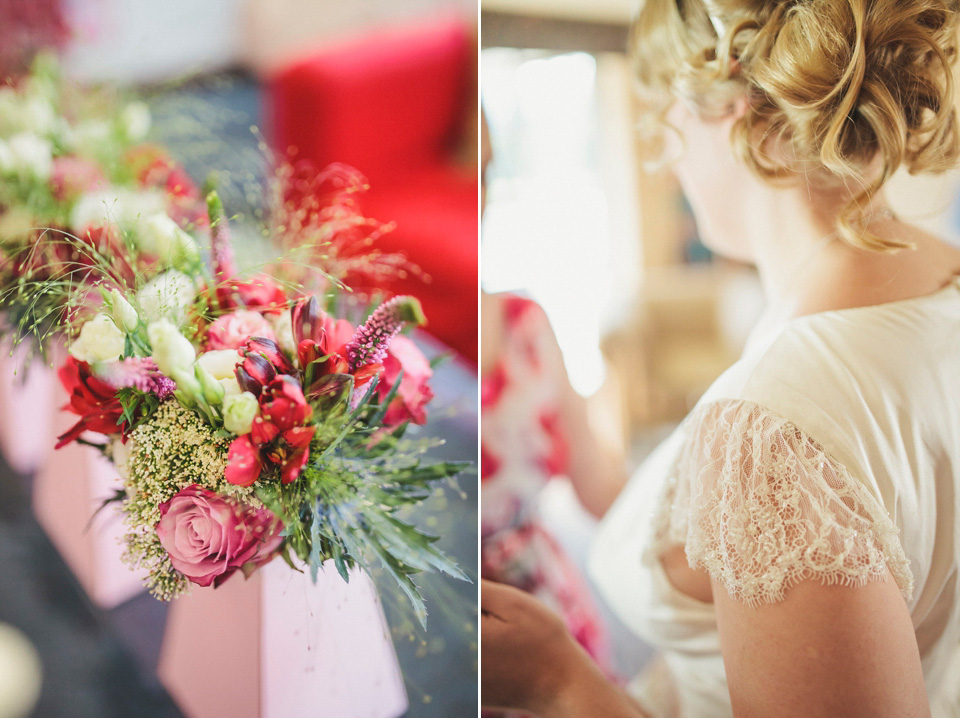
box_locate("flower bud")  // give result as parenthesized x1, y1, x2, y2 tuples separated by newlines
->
(148, 319, 196, 377)
(223, 391, 259, 435)
(195, 362, 226, 406)
(110, 289, 139, 332)
(137, 213, 199, 264)
(69, 314, 125, 364)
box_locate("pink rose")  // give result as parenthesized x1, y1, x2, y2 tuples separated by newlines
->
(377, 335, 433, 426)
(207, 310, 276, 350)
(156, 485, 283, 587)
(51, 156, 106, 199)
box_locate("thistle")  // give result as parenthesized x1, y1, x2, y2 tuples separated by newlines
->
(344, 295, 425, 371)
(206, 191, 236, 282)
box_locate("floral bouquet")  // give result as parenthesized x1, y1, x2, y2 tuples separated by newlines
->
(12, 188, 466, 626)
(0, 53, 207, 352)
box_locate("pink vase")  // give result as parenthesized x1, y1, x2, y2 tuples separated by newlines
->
(0, 343, 56, 475)
(158, 559, 408, 718)
(28, 360, 147, 608)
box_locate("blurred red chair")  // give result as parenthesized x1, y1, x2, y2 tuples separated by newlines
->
(267, 14, 478, 366)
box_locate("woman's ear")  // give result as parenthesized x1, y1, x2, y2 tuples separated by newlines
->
(730, 91, 749, 121)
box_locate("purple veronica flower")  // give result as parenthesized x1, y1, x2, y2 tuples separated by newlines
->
(344, 296, 425, 371)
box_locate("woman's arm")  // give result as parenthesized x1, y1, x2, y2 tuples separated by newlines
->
(482, 292, 627, 518)
(546, 330, 628, 519)
(714, 569, 929, 717)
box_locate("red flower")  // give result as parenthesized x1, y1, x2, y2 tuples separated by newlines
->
(129, 145, 200, 198)
(481, 362, 508, 409)
(292, 296, 381, 396)
(56, 357, 127, 448)
(225, 375, 315, 486)
(377, 335, 433, 426)
(538, 409, 569, 476)
(245, 336, 296, 376)
(225, 435, 261, 487)
(235, 337, 298, 398)
(236, 352, 277, 397)
(260, 375, 312, 428)
(481, 443, 501, 482)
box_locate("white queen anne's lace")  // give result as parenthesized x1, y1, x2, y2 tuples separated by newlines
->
(651, 399, 914, 607)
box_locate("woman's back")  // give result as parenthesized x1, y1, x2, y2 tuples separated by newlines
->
(590, 276, 960, 716)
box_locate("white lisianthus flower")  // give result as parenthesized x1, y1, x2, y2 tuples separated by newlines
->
(196, 349, 243, 381)
(110, 289, 139, 332)
(6, 133, 52, 180)
(219, 376, 242, 397)
(222, 391, 259, 435)
(136, 270, 196, 324)
(120, 102, 151, 141)
(148, 319, 196, 377)
(69, 314, 126, 364)
(69, 188, 167, 232)
(136, 213, 198, 263)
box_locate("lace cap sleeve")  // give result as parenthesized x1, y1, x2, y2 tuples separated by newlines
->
(660, 400, 914, 607)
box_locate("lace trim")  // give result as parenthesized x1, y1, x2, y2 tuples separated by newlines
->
(651, 399, 914, 607)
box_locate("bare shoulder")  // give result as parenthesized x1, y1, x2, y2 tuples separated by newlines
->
(714, 570, 929, 718)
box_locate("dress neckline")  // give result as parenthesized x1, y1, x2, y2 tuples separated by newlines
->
(791, 272, 960, 324)
(747, 275, 960, 358)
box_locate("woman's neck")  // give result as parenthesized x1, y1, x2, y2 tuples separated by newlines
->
(741, 181, 960, 321)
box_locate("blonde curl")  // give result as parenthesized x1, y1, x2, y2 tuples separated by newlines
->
(632, 0, 960, 251)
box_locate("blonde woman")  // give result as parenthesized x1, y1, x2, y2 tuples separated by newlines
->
(482, 1, 960, 716)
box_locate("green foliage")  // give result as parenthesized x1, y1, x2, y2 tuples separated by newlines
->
(115, 385, 162, 431)
(254, 369, 469, 628)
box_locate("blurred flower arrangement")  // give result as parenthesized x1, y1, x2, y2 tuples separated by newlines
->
(0, 55, 466, 626)
(0, 53, 206, 351)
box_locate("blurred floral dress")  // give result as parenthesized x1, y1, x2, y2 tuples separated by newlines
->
(481, 294, 610, 671)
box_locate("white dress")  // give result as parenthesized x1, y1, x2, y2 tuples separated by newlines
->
(589, 277, 960, 717)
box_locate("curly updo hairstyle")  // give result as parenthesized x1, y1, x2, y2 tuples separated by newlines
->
(632, 0, 960, 250)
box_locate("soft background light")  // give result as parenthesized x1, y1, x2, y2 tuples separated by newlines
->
(482, 48, 640, 396)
